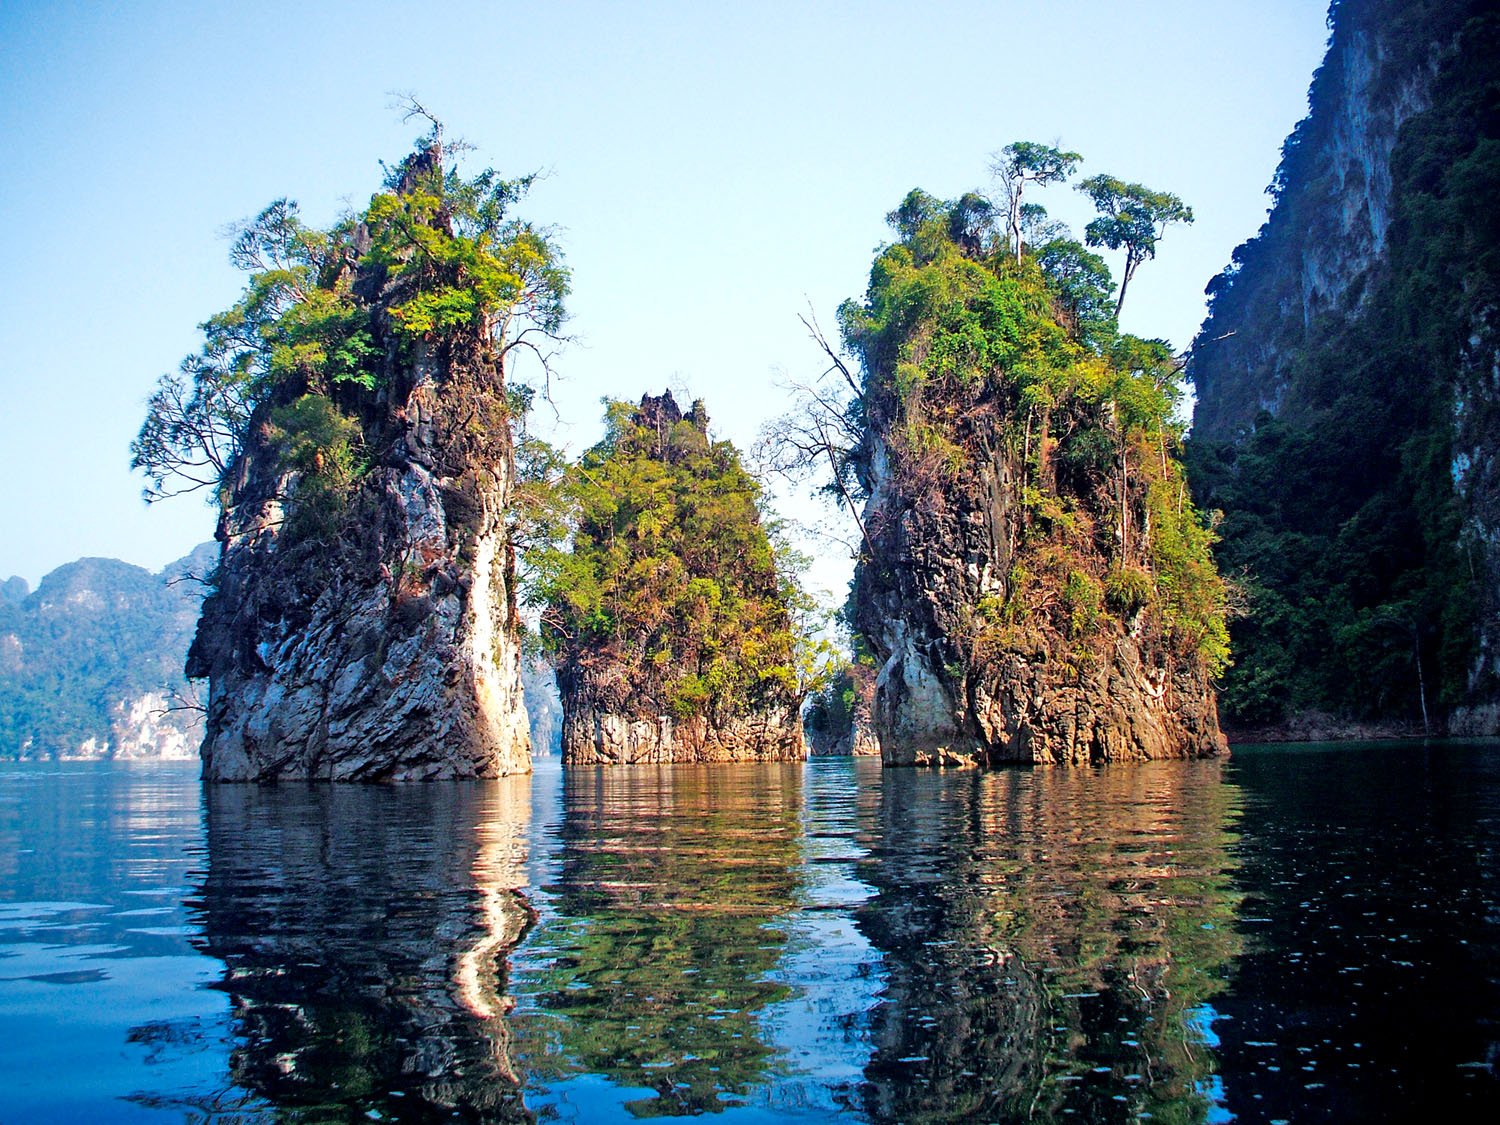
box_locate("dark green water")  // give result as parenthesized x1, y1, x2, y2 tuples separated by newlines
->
(0, 744, 1496, 1122)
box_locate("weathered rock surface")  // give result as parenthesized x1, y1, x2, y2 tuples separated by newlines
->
(856, 431, 1225, 767)
(804, 661, 880, 757)
(189, 152, 531, 781)
(561, 702, 804, 765)
(1189, 0, 1448, 443)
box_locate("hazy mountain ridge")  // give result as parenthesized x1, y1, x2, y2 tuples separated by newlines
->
(0, 544, 216, 759)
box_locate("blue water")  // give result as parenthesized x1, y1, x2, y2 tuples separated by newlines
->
(1, 745, 1497, 1122)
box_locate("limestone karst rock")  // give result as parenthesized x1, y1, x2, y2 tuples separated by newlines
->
(547, 392, 806, 765)
(841, 196, 1227, 766)
(185, 144, 541, 780)
(1188, 0, 1500, 734)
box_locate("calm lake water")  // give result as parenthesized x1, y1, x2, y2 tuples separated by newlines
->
(1, 744, 1497, 1123)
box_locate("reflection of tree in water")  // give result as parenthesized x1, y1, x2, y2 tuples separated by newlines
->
(515, 764, 802, 1116)
(189, 779, 535, 1123)
(857, 762, 1242, 1124)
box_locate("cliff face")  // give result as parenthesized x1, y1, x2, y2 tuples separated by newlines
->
(189, 339, 530, 780)
(548, 392, 805, 766)
(1190, 0, 1449, 441)
(0, 546, 213, 759)
(1188, 0, 1500, 730)
(855, 426, 1223, 767)
(188, 148, 532, 780)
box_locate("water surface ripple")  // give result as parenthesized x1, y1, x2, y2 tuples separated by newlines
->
(1, 744, 1497, 1122)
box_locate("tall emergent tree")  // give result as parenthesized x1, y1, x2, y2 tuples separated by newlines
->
(1077, 175, 1194, 316)
(992, 141, 1082, 263)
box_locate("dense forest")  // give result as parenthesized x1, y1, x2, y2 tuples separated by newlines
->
(1187, 0, 1500, 731)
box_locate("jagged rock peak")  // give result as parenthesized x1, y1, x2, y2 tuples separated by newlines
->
(182, 140, 556, 781)
(631, 391, 711, 461)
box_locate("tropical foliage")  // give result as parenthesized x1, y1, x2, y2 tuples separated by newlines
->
(132, 125, 568, 539)
(830, 167, 1228, 678)
(530, 395, 826, 721)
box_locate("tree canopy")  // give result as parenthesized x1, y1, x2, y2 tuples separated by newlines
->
(992, 141, 1082, 263)
(1077, 175, 1194, 316)
(132, 131, 568, 515)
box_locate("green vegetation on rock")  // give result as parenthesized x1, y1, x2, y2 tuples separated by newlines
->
(532, 393, 816, 725)
(839, 180, 1228, 680)
(1187, 0, 1500, 728)
(132, 120, 567, 538)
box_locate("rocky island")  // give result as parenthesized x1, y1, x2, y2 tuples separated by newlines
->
(777, 171, 1230, 766)
(539, 393, 806, 765)
(134, 130, 567, 779)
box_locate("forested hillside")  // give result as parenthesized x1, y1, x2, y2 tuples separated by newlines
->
(1187, 0, 1500, 732)
(0, 545, 214, 758)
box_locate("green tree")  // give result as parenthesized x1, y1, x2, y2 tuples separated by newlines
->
(992, 141, 1082, 263)
(132, 126, 568, 518)
(1035, 237, 1118, 347)
(1077, 174, 1193, 316)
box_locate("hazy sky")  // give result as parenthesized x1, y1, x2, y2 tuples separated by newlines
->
(0, 0, 1329, 586)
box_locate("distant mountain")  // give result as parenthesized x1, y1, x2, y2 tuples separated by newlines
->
(0, 544, 215, 759)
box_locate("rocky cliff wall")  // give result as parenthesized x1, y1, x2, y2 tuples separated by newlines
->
(1190, 0, 1455, 441)
(1187, 0, 1500, 731)
(189, 333, 532, 780)
(561, 698, 804, 765)
(856, 430, 1224, 767)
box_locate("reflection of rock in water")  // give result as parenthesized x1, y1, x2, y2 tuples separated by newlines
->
(514, 764, 802, 1115)
(857, 762, 1242, 1124)
(193, 779, 535, 1122)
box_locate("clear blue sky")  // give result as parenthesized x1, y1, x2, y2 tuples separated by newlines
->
(0, 0, 1329, 586)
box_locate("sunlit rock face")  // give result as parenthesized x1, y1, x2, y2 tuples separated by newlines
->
(855, 432, 1224, 767)
(188, 153, 530, 781)
(196, 778, 534, 1120)
(560, 707, 805, 765)
(854, 762, 1242, 1122)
